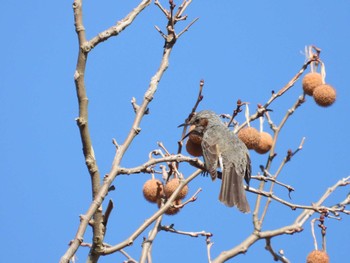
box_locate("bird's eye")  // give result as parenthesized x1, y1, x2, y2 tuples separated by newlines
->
(194, 119, 200, 124)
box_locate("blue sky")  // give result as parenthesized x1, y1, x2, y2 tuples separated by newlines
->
(1, 1, 350, 262)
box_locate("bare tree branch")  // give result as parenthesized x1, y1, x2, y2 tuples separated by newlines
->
(84, 0, 152, 52)
(212, 176, 350, 263)
(117, 154, 205, 175)
(120, 249, 138, 263)
(265, 238, 290, 263)
(177, 17, 199, 38)
(64, 0, 348, 261)
(252, 173, 295, 193)
(237, 55, 319, 132)
(160, 224, 212, 238)
(206, 236, 214, 263)
(61, 0, 195, 261)
(102, 169, 202, 255)
(139, 214, 163, 263)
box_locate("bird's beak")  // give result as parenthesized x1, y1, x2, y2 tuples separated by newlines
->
(178, 122, 191, 141)
(178, 122, 188, 128)
(181, 131, 191, 141)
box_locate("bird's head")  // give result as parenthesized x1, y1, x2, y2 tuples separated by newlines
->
(179, 110, 220, 140)
(189, 110, 221, 127)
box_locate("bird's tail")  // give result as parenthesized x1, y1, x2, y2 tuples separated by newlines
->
(219, 166, 250, 213)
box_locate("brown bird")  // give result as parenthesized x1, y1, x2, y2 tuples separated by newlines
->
(184, 110, 251, 213)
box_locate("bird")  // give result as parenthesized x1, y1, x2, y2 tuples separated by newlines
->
(183, 110, 251, 213)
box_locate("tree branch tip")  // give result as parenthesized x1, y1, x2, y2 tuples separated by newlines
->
(149, 149, 162, 160)
(131, 97, 141, 113)
(299, 137, 306, 149)
(342, 175, 350, 182)
(112, 138, 119, 148)
(108, 185, 116, 192)
(154, 25, 167, 39)
(177, 17, 199, 39)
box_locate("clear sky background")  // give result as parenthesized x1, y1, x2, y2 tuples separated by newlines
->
(1, 1, 350, 262)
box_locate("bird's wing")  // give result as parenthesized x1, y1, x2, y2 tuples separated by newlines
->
(233, 137, 251, 185)
(218, 132, 251, 212)
(201, 136, 219, 181)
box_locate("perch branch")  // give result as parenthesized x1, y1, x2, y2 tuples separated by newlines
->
(247, 185, 349, 215)
(252, 174, 295, 193)
(117, 154, 205, 175)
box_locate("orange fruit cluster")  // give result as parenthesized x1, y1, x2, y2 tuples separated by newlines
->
(142, 178, 188, 215)
(302, 72, 336, 107)
(238, 127, 273, 154)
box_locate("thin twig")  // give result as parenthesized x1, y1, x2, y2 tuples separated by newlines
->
(295, 176, 350, 226)
(160, 224, 212, 238)
(103, 199, 114, 227)
(227, 100, 247, 128)
(252, 58, 313, 231)
(154, 0, 169, 17)
(86, 0, 152, 51)
(178, 79, 205, 154)
(247, 186, 350, 215)
(310, 218, 319, 250)
(154, 25, 167, 39)
(117, 154, 205, 175)
(213, 176, 349, 263)
(238, 58, 316, 132)
(177, 17, 199, 38)
(253, 173, 295, 193)
(206, 236, 213, 263)
(120, 249, 138, 263)
(265, 238, 290, 263)
(61, 1, 181, 260)
(176, 0, 192, 18)
(173, 188, 202, 208)
(102, 169, 202, 255)
(256, 95, 306, 228)
(139, 214, 163, 263)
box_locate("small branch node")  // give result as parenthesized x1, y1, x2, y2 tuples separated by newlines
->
(131, 97, 140, 113)
(112, 138, 119, 149)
